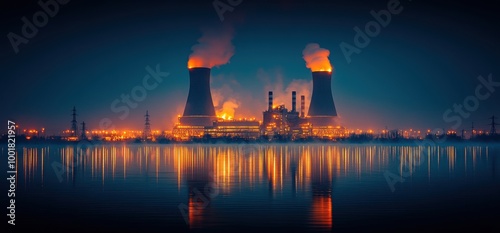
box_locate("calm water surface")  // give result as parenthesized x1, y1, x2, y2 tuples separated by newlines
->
(5, 143, 500, 232)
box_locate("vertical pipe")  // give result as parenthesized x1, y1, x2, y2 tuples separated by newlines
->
(300, 95, 305, 118)
(292, 91, 296, 112)
(268, 91, 273, 111)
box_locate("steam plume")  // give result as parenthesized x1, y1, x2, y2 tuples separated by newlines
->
(302, 43, 333, 72)
(188, 25, 235, 68)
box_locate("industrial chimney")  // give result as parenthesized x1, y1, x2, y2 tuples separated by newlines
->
(180, 67, 217, 126)
(292, 91, 297, 113)
(268, 91, 273, 111)
(300, 95, 305, 118)
(307, 71, 337, 126)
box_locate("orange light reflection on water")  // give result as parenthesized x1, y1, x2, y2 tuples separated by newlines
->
(17, 144, 493, 230)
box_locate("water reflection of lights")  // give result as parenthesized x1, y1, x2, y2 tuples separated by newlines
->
(18, 144, 493, 230)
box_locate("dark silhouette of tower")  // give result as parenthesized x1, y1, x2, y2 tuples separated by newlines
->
(300, 95, 305, 118)
(268, 91, 273, 111)
(71, 106, 78, 137)
(80, 121, 87, 140)
(292, 91, 297, 112)
(489, 115, 498, 135)
(144, 110, 152, 140)
(180, 68, 217, 126)
(308, 71, 337, 126)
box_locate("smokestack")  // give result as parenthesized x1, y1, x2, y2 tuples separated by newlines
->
(308, 71, 337, 126)
(301, 95, 305, 118)
(292, 91, 297, 112)
(180, 67, 217, 126)
(268, 91, 273, 111)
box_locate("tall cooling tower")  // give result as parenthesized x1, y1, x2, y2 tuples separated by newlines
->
(308, 71, 337, 126)
(180, 67, 217, 126)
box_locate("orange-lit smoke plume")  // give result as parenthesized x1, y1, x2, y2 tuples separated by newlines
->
(188, 26, 235, 68)
(212, 84, 240, 120)
(217, 100, 239, 120)
(302, 43, 333, 72)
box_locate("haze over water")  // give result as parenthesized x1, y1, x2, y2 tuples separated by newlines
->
(7, 143, 500, 232)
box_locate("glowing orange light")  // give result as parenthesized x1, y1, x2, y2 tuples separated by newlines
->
(187, 57, 205, 69)
(218, 113, 234, 121)
(303, 43, 333, 72)
(310, 196, 333, 229)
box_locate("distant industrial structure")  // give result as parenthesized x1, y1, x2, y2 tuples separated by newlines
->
(71, 106, 78, 137)
(262, 91, 311, 139)
(261, 70, 347, 139)
(306, 71, 345, 138)
(51, 69, 497, 143)
(143, 110, 152, 140)
(62, 107, 90, 141)
(489, 115, 498, 135)
(64, 107, 80, 141)
(173, 67, 347, 140)
(173, 67, 263, 140)
(179, 67, 217, 127)
(80, 121, 87, 140)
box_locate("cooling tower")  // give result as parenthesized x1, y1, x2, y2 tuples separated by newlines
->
(307, 71, 337, 126)
(180, 67, 217, 126)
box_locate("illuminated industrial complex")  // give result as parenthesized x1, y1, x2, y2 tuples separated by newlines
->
(172, 67, 347, 140)
(25, 65, 498, 142)
(15, 42, 498, 143)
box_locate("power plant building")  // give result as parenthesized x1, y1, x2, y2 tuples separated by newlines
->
(262, 91, 312, 139)
(173, 67, 260, 140)
(206, 121, 260, 139)
(173, 68, 346, 140)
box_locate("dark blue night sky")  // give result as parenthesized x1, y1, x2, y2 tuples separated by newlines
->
(1, 0, 499, 134)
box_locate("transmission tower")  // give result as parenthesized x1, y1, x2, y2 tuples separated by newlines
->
(489, 115, 498, 135)
(143, 110, 152, 140)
